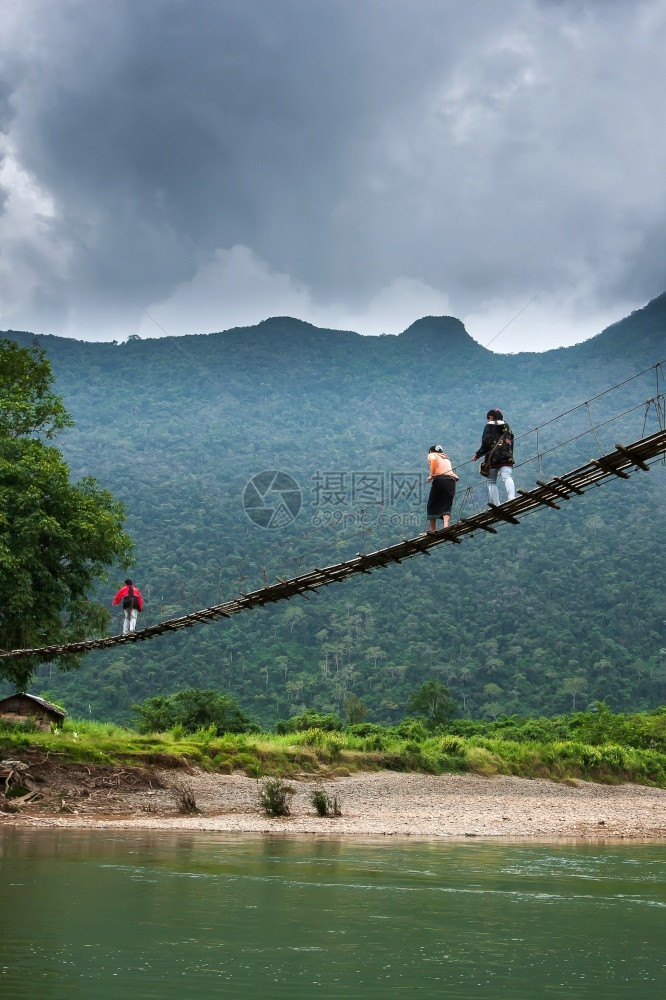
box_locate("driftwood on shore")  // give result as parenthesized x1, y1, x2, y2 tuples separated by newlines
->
(0, 760, 42, 808)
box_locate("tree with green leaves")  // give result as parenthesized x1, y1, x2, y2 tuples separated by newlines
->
(560, 676, 588, 711)
(275, 708, 343, 733)
(0, 339, 133, 689)
(131, 688, 258, 735)
(407, 680, 458, 729)
(344, 693, 368, 725)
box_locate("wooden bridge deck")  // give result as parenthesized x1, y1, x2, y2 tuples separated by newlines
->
(2, 427, 665, 662)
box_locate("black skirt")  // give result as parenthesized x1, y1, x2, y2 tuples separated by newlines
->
(427, 475, 456, 517)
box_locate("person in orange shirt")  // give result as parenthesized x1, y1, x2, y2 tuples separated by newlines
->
(426, 445, 459, 533)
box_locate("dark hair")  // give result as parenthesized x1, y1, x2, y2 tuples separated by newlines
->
(125, 578, 133, 585)
(428, 444, 444, 453)
(487, 408, 504, 421)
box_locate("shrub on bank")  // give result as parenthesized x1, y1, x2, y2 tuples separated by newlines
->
(259, 777, 294, 816)
(447, 705, 666, 753)
(275, 710, 343, 734)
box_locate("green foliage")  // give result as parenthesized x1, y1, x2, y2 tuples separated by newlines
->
(132, 688, 259, 736)
(275, 710, 343, 734)
(464, 745, 502, 776)
(0, 339, 132, 689)
(390, 719, 430, 741)
(0, 338, 72, 440)
(447, 704, 666, 753)
(259, 777, 294, 816)
(1, 704, 666, 787)
(132, 695, 173, 734)
(407, 681, 458, 729)
(344, 694, 368, 725)
(311, 787, 342, 817)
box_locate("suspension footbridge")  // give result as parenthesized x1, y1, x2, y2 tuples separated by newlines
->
(2, 424, 664, 663)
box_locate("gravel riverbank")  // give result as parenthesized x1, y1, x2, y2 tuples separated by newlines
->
(3, 768, 666, 839)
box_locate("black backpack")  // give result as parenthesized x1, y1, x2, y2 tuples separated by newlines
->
(494, 427, 514, 464)
(122, 585, 140, 611)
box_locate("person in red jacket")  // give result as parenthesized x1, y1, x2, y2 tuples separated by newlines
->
(112, 578, 144, 635)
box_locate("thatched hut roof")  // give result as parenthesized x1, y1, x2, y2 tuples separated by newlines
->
(0, 693, 66, 720)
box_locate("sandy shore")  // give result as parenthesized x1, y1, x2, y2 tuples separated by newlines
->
(3, 769, 666, 840)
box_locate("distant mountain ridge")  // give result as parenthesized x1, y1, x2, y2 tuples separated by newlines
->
(574, 292, 666, 359)
(5, 289, 665, 361)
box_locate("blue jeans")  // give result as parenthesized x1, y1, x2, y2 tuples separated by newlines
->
(487, 465, 516, 505)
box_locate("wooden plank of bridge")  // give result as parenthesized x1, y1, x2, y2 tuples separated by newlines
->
(461, 517, 497, 534)
(590, 457, 630, 479)
(486, 504, 521, 524)
(615, 443, 650, 471)
(519, 488, 561, 509)
(536, 479, 571, 500)
(553, 475, 584, 495)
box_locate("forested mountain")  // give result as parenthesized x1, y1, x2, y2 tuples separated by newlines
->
(2, 293, 665, 725)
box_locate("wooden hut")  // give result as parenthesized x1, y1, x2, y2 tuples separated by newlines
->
(0, 693, 66, 731)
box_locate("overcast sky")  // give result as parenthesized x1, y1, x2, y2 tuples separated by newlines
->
(1, 0, 665, 352)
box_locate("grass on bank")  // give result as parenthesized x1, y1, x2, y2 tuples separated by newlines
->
(2, 707, 666, 787)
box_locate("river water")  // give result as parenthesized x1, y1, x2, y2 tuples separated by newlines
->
(1, 830, 664, 998)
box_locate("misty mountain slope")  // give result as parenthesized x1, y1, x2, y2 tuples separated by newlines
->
(2, 297, 664, 724)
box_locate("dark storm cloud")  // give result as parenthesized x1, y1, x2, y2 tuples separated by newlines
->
(1, 0, 665, 348)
